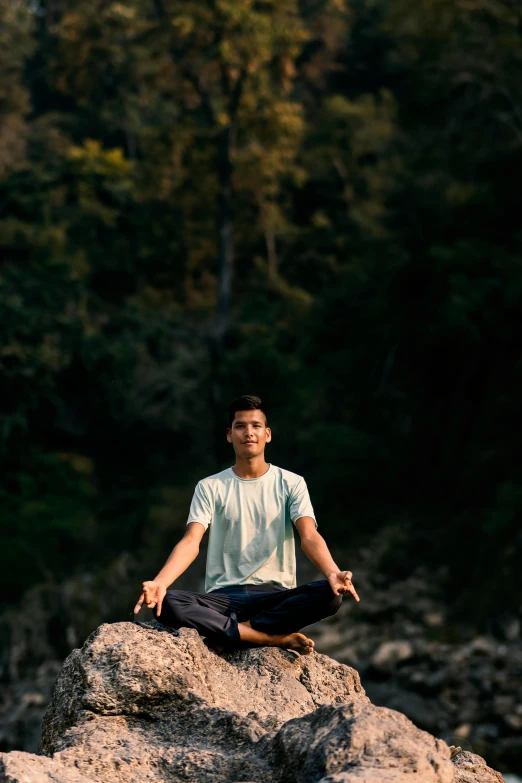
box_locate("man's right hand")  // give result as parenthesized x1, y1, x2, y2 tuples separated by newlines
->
(133, 581, 167, 617)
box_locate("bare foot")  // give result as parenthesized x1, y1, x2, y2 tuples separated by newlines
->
(237, 621, 314, 654)
(278, 632, 315, 655)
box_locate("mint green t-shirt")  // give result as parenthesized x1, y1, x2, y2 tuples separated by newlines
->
(186, 464, 317, 593)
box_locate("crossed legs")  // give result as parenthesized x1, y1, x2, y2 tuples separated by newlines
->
(153, 580, 343, 655)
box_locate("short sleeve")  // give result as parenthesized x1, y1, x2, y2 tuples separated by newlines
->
(187, 481, 213, 531)
(288, 478, 318, 529)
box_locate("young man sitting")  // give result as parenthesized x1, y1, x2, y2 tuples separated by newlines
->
(133, 395, 360, 654)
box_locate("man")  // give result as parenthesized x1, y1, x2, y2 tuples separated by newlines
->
(133, 394, 360, 655)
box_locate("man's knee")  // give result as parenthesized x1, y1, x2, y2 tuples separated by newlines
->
(314, 581, 343, 615)
(154, 589, 190, 626)
(328, 592, 343, 615)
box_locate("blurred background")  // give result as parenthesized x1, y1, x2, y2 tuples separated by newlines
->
(1, 0, 521, 777)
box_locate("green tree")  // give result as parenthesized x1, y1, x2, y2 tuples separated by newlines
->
(0, 0, 35, 175)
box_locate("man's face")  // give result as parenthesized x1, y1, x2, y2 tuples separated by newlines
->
(227, 409, 271, 459)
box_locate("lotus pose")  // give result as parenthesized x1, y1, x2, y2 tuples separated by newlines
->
(134, 395, 360, 654)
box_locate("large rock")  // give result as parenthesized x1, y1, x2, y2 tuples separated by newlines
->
(0, 622, 504, 783)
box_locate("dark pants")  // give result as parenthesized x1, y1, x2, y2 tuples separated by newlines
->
(153, 579, 342, 647)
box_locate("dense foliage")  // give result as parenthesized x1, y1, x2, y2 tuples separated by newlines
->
(2, 0, 522, 626)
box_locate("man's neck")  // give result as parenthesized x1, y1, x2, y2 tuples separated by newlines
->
(232, 457, 271, 480)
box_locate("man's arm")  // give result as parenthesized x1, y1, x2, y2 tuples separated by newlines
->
(133, 522, 206, 617)
(295, 516, 360, 601)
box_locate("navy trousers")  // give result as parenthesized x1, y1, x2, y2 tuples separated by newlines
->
(152, 579, 342, 647)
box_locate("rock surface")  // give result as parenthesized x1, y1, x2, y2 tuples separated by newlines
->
(0, 621, 505, 782)
(0, 752, 92, 783)
(451, 751, 505, 783)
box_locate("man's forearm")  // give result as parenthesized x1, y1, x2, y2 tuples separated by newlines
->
(300, 533, 340, 578)
(153, 539, 200, 587)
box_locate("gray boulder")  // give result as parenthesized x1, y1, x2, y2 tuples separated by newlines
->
(0, 622, 504, 782)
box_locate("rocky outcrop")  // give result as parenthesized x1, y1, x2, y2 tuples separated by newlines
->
(0, 621, 505, 783)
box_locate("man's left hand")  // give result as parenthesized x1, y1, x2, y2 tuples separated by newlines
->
(328, 570, 360, 601)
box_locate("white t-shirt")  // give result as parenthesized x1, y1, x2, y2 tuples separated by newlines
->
(186, 464, 317, 593)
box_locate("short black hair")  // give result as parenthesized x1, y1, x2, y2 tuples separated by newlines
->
(228, 395, 268, 427)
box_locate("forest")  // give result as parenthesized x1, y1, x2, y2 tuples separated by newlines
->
(1, 0, 522, 634)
